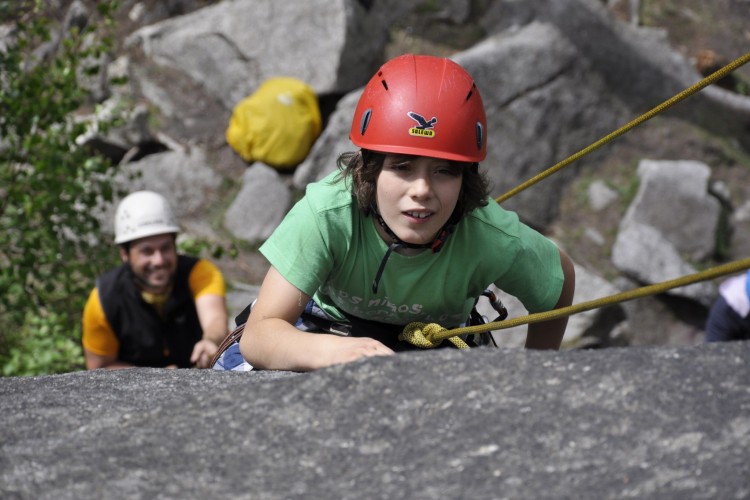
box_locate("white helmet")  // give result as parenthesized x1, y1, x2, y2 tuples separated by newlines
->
(114, 191, 180, 244)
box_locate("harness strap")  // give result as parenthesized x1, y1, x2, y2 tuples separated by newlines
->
(209, 322, 245, 368)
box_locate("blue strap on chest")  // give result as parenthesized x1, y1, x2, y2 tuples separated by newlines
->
(746, 270, 750, 300)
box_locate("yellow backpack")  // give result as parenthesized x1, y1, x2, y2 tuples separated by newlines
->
(226, 77, 322, 169)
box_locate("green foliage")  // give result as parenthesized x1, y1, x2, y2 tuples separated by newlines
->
(177, 236, 238, 261)
(415, 0, 442, 14)
(1, 311, 85, 376)
(735, 78, 749, 96)
(0, 1, 123, 376)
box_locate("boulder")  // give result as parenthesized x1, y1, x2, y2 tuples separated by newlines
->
(1, 342, 748, 498)
(293, 91, 361, 189)
(613, 276, 708, 347)
(588, 180, 619, 212)
(457, 22, 630, 228)
(482, 0, 750, 145)
(611, 159, 721, 306)
(115, 148, 225, 239)
(481, 264, 626, 349)
(223, 164, 292, 244)
(625, 159, 720, 261)
(121, 0, 417, 137)
(611, 223, 717, 307)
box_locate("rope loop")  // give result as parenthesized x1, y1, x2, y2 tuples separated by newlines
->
(400, 322, 470, 349)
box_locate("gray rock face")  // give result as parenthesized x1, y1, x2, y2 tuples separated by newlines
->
(611, 159, 721, 306)
(482, 264, 626, 349)
(2, 343, 748, 499)
(483, 0, 750, 141)
(223, 164, 292, 244)
(126, 0, 367, 108)
(293, 90, 362, 189)
(626, 160, 720, 261)
(612, 223, 717, 306)
(76, 0, 749, 272)
(122, 0, 440, 101)
(588, 180, 619, 211)
(457, 23, 630, 228)
(114, 149, 225, 239)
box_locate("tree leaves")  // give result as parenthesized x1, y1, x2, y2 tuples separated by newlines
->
(0, 1, 123, 376)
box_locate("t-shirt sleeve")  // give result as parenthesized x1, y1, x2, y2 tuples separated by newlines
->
(189, 259, 226, 298)
(493, 223, 564, 313)
(259, 195, 335, 297)
(81, 288, 120, 356)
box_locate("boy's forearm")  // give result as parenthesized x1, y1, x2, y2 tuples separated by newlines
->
(525, 248, 575, 350)
(525, 319, 567, 349)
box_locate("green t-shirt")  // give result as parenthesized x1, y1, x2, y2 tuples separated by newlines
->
(260, 171, 564, 327)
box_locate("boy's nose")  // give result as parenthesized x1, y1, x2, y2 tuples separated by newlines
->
(409, 175, 432, 198)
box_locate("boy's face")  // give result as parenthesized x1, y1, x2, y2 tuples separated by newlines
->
(119, 233, 178, 293)
(374, 154, 463, 246)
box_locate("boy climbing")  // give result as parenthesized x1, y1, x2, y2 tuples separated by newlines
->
(215, 54, 575, 372)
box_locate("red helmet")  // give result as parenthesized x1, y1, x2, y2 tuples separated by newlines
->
(350, 54, 487, 162)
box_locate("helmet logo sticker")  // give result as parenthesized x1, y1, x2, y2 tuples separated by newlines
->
(407, 111, 437, 138)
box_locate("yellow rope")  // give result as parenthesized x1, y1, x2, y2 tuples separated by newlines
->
(399, 322, 470, 349)
(400, 257, 750, 347)
(399, 53, 750, 349)
(496, 51, 750, 204)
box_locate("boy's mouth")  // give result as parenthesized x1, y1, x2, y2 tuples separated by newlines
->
(404, 210, 432, 220)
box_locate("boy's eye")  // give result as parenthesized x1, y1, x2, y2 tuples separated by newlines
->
(436, 166, 461, 177)
(390, 162, 411, 171)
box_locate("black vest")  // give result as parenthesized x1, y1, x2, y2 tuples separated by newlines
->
(96, 255, 203, 367)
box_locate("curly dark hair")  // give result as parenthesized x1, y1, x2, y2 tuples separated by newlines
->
(336, 149, 491, 218)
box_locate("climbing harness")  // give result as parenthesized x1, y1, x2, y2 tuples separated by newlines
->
(209, 292, 503, 367)
(211, 322, 246, 368)
(400, 50, 750, 349)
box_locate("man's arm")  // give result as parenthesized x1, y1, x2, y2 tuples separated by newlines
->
(84, 349, 134, 370)
(191, 293, 228, 368)
(525, 248, 576, 350)
(187, 259, 229, 368)
(82, 288, 136, 369)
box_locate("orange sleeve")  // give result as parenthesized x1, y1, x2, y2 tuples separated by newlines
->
(189, 259, 226, 299)
(81, 288, 120, 356)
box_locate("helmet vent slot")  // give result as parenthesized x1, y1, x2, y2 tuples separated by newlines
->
(476, 122, 484, 151)
(360, 108, 373, 135)
(381, 80, 389, 91)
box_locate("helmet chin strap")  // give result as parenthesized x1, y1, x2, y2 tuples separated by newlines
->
(370, 203, 458, 294)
